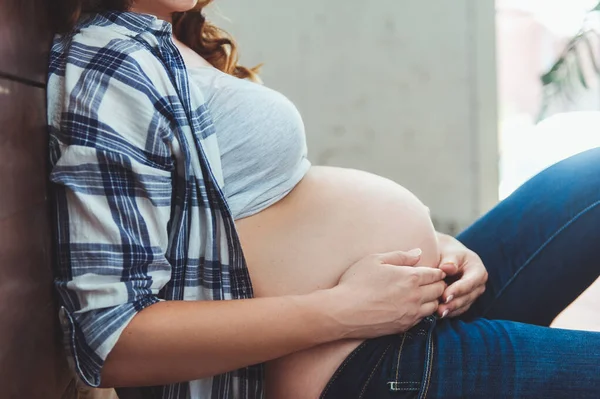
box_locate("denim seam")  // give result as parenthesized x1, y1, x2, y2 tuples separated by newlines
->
(393, 333, 407, 383)
(481, 199, 600, 317)
(421, 337, 434, 399)
(420, 318, 436, 399)
(319, 341, 369, 399)
(358, 344, 391, 399)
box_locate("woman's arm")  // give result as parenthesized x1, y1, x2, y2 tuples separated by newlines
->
(49, 34, 445, 389)
(102, 251, 447, 388)
(102, 292, 334, 387)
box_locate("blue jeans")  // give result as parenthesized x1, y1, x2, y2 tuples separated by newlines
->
(321, 148, 600, 398)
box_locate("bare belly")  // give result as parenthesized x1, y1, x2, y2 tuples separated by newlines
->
(235, 166, 440, 399)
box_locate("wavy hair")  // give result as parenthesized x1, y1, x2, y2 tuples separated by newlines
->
(53, 0, 260, 81)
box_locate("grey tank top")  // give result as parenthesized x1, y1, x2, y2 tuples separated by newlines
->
(188, 66, 311, 220)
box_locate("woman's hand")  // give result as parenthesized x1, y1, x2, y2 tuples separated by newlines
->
(330, 249, 447, 339)
(101, 249, 445, 386)
(436, 232, 488, 318)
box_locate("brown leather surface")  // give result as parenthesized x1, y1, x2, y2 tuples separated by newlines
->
(0, 0, 51, 84)
(0, 0, 74, 396)
(0, 79, 72, 398)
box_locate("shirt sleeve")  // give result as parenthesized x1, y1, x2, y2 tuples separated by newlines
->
(49, 43, 176, 387)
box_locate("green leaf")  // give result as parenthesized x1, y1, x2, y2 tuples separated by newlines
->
(574, 48, 589, 89)
(583, 34, 600, 74)
(538, 2, 600, 120)
(558, 63, 575, 103)
(541, 70, 555, 86)
(541, 58, 565, 86)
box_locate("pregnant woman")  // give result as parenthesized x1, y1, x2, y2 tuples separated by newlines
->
(50, 1, 600, 398)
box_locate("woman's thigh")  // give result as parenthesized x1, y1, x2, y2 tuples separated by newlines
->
(428, 318, 600, 399)
(457, 147, 600, 325)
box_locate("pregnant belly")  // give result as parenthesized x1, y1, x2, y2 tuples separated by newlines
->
(235, 166, 440, 399)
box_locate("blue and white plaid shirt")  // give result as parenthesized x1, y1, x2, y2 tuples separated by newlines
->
(48, 11, 262, 399)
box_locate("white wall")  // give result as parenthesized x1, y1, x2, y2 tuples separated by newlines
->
(210, 0, 498, 234)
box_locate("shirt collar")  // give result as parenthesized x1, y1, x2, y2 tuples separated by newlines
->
(77, 11, 172, 38)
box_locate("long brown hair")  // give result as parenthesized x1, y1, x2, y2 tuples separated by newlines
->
(53, 0, 260, 81)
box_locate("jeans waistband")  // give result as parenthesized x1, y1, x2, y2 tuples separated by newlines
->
(320, 316, 437, 399)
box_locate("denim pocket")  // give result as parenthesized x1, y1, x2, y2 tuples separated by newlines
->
(386, 316, 437, 399)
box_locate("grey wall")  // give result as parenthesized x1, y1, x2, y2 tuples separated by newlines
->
(210, 0, 499, 233)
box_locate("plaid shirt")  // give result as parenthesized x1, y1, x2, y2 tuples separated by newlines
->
(48, 11, 262, 399)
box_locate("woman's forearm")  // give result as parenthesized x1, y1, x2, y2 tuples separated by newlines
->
(101, 290, 342, 388)
(101, 249, 447, 388)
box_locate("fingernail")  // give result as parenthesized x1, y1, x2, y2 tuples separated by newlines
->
(445, 295, 454, 304)
(443, 262, 457, 269)
(408, 248, 422, 257)
(442, 310, 449, 319)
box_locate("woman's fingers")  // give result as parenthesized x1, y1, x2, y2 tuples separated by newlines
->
(379, 248, 422, 266)
(442, 291, 474, 313)
(444, 268, 484, 299)
(419, 300, 440, 318)
(419, 280, 447, 303)
(439, 285, 486, 318)
(439, 261, 460, 275)
(447, 297, 477, 318)
(447, 277, 476, 298)
(411, 267, 447, 285)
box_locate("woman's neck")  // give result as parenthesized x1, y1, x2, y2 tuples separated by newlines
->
(130, 7, 172, 23)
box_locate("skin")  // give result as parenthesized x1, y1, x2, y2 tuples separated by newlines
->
(103, 250, 447, 387)
(98, 0, 488, 388)
(130, 0, 199, 21)
(436, 232, 489, 318)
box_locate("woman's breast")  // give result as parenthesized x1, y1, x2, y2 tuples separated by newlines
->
(235, 166, 440, 398)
